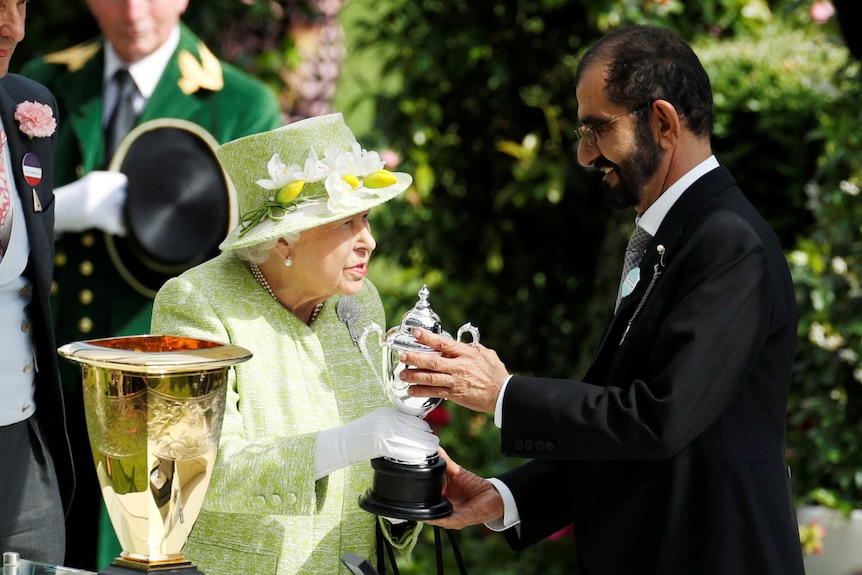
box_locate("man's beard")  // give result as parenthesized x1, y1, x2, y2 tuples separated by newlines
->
(599, 121, 664, 210)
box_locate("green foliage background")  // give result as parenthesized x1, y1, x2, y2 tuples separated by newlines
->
(16, 0, 862, 572)
(335, 0, 862, 571)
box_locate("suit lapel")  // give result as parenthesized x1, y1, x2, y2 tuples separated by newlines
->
(0, 81, 49, 215)
(587, 167, 739, 374)
(0, 78, 55, 303)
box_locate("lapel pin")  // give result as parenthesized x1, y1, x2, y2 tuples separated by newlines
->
(23, 153, 43, 212)
(22, 153, 42, 186)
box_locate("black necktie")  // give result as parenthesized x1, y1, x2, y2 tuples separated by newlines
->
(105, 69, 138, 162)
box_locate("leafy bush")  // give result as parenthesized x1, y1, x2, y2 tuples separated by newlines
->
(786, 51, 862, 515)
(343, 1, 859, 572)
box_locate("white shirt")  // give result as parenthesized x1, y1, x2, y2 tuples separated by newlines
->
(487, 155, 721, 533)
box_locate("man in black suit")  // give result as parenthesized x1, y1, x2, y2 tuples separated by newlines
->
(0, 0, 74, 565)
(399, 25, 805, 575)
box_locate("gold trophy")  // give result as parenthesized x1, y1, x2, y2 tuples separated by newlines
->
(58, 335, 252, 574)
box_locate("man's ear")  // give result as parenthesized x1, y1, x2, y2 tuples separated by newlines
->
(651, 99, 681, 151)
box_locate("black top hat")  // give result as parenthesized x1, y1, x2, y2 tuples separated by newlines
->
(105, 118, 236, 298)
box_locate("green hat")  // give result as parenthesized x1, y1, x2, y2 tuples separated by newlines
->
(217, 113, 411, 251)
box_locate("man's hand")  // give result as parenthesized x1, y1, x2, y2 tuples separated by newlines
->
(425, 448, 505, 530)
(398, 327, 510, 414)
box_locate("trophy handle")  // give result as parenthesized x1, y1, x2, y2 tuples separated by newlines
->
(358, 322, 387, 385)
(456, 322, 480, 348)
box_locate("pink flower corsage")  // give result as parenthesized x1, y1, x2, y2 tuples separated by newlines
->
(14, 101, 57, 139)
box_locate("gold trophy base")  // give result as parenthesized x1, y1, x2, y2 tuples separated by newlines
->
(100, 557, 201, 574)
(358, 455, 452, 521)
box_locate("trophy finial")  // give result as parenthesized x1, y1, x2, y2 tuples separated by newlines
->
(401, 284, 443, 334)
(418, 284, 430, 305)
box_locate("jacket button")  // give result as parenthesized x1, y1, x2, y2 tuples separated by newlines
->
(81, 233, 95, 247)
(524, 440, 533, 450)
(545, 442, 555, 452)
(51, 281, 58, 295)
(79, 289, 93, 305)
(55, 252, 67, 267)
(79, 261, 94, 276)
(514, 440, 524, 451)
(21, 321, 29, 333)
(78, 317, 93, 333)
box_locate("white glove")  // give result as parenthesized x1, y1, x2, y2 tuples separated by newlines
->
(53, 170, 128, 236)
(314, 407, 440, 481)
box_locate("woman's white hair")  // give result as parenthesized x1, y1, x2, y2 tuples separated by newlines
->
(234, 231, 301, 264)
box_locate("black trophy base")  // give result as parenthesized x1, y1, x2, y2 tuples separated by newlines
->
(100, 558, 203, 574)
(358, 455, 452, 521)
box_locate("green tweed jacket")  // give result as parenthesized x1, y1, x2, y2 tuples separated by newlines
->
(152, 252, 411, 574)
(20, 22, 283, 357)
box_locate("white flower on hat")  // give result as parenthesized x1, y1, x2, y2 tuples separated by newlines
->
(328, 143, 385, 176)
(239, 144, 402, 237)
(298, 148, 331, 182)
(325, 171, 364, 212)
(256, 154, 298, 190)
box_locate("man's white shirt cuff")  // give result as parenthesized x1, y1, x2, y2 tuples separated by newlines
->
(484, 477, 521, 534)
(494, 375, 514, 428)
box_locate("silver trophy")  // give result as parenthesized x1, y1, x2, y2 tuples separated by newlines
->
(357, 285, 478, 520)
(58, 335, 252, 575)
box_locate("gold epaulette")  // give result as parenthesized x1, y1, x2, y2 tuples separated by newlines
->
(177, 42, 224, 95)
(42, 41, 101, 72)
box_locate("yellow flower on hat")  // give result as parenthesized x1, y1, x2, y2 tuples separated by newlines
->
(341, 174, 360, 189)
(364, 170, 398, 189)
(277, 180, 305, 204)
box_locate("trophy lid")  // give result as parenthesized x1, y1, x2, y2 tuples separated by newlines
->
(386, 285, 448, 352)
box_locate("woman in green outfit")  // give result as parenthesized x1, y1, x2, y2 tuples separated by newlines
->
(151, 113, 437, 574)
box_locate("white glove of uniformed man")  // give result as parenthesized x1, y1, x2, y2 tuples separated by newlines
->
(53, 170, 128, 236)
(314, 407, 439, 481)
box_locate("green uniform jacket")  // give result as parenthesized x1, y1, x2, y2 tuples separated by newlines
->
(21, 22, 282, 360)
(152, 253, 416, 574)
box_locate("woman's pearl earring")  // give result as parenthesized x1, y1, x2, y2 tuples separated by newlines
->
(285, 256, 293, 267)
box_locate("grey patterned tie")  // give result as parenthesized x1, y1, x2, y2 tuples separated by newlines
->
(105, 69, 138, 162)
(615, 225, 652, 311)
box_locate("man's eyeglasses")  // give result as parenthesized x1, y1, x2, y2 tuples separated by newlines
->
(575, 103, 650, 148)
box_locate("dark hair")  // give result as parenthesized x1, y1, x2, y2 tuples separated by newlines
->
(575, 25, 714, 137)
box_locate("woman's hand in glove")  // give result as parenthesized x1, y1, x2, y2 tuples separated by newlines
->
(314, 407, 440, 480)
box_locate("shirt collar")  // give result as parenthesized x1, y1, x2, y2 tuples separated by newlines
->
(103, 25, 181, 99)
(637, 155, 719, 236)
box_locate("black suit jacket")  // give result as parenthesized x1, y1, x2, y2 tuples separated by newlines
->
(0, 74, 74, 514)
(499, 167, 804, 575)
